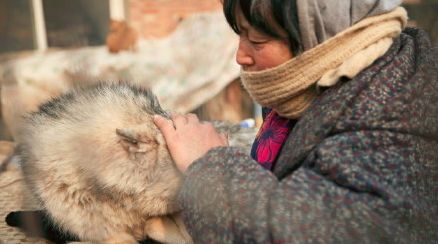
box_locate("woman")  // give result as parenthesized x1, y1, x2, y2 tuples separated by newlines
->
(154, 0, 438, 242)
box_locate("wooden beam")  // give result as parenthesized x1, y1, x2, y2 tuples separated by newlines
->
(31, 0, 48, 51)
(110, 0, 126, 20)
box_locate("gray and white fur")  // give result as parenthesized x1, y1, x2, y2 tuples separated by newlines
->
(16, 83, 204, 243)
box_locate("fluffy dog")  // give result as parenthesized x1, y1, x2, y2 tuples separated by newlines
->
(16, 83, 194, 243)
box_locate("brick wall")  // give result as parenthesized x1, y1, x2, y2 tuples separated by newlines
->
(129, 0, 222, 38)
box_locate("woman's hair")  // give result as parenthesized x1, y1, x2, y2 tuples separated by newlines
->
(223, 0, 302, 54)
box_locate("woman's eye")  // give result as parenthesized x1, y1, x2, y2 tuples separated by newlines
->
(249, 39, 268, 45)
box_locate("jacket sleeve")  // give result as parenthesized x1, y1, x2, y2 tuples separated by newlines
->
(178, 130, 423, 243)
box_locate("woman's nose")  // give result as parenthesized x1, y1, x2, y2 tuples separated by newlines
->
(236, 41, 254, 67)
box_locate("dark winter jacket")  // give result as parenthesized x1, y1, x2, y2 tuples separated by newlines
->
(178, 28, 438, 243)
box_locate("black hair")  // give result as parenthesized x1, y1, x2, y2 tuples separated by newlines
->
(223, 0, 303, 55)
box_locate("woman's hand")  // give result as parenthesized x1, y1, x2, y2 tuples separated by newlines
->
(153, 114, 228, 173)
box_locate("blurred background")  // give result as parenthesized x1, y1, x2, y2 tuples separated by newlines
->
(0, 0, 255, 142)
(0, 0, 437, 142)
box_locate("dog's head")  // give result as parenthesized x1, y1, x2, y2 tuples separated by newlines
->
(19, 83, 183, 215)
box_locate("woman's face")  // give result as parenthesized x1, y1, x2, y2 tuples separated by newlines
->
(235, 10, 293, 72)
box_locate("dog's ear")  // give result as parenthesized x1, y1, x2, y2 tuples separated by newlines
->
(116, 124, 158, 153)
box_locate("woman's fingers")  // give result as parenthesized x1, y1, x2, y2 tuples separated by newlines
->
(153, 114, 175, 139)
(170, 113, 200, 128)
(154, 113, 228, 173)
(171, 113, 189, 128)
(154, 113, 200, 140)
(186, 113, 199, 123)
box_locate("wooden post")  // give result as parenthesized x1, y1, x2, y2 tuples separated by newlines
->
(110, 0, 126, 21)
(31, 0, 48, 51)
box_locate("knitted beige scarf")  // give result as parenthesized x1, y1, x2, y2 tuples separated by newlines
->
(241, 7, 408, 119)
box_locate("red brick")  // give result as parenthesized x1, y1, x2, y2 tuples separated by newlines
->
(128, 0, 221, 38)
